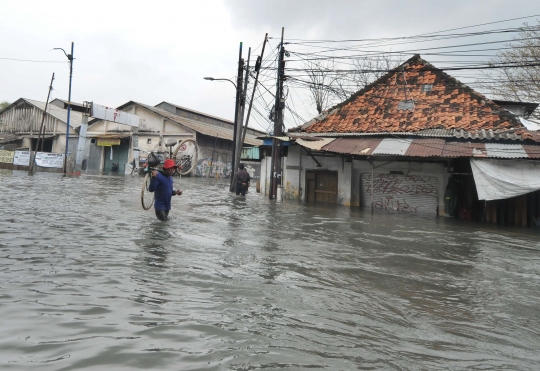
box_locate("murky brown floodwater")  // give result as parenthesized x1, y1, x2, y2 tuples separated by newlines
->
(1, 169, 540, 370)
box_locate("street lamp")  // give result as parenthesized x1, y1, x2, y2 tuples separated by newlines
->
(203, 77, 237, 89)
(204, 72, 243, 191)
(54, 42, 74, 174)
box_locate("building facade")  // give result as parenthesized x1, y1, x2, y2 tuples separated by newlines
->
(260, 55, 540, 226)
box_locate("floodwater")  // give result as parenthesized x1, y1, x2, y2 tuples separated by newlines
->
(1, 170, 540, 371)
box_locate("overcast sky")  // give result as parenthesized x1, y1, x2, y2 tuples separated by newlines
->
(1, 0, 538, 132)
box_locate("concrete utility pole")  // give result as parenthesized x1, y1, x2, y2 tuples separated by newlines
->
(232, 47, 251, 185)
(235, 33, 268, 183)
(269, 27, 286, 200)
(29, 73, 55, 176)
(230, 42, 244, 192)
(74, 101, 91, 173)
(54, 42, 74, 174)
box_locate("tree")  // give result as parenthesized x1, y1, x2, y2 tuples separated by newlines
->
(481, 22, 540, 119)
(303, 59, 341, 115)
(303, 54, 402, 116)
(0, 101, 9, 110)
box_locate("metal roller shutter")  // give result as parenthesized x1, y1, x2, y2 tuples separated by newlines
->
(361, 174, 439, 216)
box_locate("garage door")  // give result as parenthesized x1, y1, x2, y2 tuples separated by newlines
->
(361, 174, 439, 215)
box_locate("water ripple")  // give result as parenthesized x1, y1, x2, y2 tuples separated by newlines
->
(0, 171, 539, 370)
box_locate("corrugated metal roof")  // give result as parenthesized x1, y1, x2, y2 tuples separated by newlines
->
(442, 142, 476, 158)
(323, 138, 382, 155)
(522, 145, 540, 159)
(135, 102, 262, 146)
(485, 143, 528, 159)
(405, 138, 445, 157)
(25, 99, 84, 128)
(305, 136, 540, 160)
(287, 128, 528, 141)
(372, 138, 412, 155)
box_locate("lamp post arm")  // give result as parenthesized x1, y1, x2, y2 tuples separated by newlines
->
(204, 77, 236, 89)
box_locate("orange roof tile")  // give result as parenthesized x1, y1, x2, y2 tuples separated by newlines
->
(302, 55, 533, 139)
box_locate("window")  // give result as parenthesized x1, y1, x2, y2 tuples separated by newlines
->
(422, 84, 433, 92)
(147, 139, 152, 144)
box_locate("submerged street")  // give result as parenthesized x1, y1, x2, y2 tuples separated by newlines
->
(1, 170, 540, 370)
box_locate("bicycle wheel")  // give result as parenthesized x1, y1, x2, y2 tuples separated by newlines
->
(141, 173, 154, 210)
(173, 138, 199, 176)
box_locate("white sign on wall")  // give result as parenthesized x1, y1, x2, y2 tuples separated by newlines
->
(36, 153, 64, 168)
(13, 151, 31, 166)
(90, 103, 139, 127)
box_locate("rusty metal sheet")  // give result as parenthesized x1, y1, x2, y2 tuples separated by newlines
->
(442, 142, 472, 157)
(522, 145, 540, 158)
(405, 138, 445, 157)
(322, 138, 382, 155)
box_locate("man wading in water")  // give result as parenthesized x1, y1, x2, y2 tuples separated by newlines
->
(149, 159, 183, 221)
(235, 163, 251, 196)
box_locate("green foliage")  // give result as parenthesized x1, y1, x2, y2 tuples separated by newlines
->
(0, 101, 9, 111)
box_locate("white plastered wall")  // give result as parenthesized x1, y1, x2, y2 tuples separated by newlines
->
(277, 144, 353, 205)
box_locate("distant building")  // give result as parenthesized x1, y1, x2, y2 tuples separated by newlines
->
(0, 98, 84, 153)
(1, 98, 264, 177)
(85, 101, 264, 176)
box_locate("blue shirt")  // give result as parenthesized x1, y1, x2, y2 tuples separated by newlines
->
(148, 172, 175, 210)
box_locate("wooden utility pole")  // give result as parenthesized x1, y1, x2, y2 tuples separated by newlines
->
(29, 73, 55, 176)
(269, 27, 286, 200)
(230, 42, 244, 192)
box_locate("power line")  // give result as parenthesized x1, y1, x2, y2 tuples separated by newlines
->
(0, 57, 67, 63)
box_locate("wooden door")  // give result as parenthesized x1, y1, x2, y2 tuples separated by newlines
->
(315, 171, 338, 203)
(306, 172, 316, 202)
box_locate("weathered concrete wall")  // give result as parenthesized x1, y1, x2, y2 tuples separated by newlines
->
(279, 145, 352, 205)
(282, 145, 301, 200)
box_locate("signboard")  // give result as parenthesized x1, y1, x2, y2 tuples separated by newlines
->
(90, 103, 139, 128)
(97, 138, 121, 146)
(13, 151, 31, 166)
(36, 153, 64, 168)
(0, 150, 14, 164)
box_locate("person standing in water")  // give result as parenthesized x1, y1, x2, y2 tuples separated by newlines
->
(235, 163, 251, 196)
(149, 159, 182, 221)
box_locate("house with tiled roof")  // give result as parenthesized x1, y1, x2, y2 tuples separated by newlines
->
(260, 55, 540, 226)
(86, 101, 264, 176)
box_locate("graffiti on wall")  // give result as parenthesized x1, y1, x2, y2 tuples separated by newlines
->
(363, 174, 438, 213)
(196, 158, 231, 178)
(373, 197, 420, 213)
(195, 158, 262, 179)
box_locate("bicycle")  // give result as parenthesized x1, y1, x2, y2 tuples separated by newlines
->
(135, 138, 200, 210)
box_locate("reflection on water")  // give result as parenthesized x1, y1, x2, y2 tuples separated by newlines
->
(1, 170, 540, 370)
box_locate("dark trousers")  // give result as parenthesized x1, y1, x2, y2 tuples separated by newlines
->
(236, 184, 247, 196)
(155, 209, 170, 221)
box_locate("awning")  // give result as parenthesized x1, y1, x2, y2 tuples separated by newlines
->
(470, 158, 540, 201)
(315, 137, 540, 159)
(296, 138, 336, 151)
